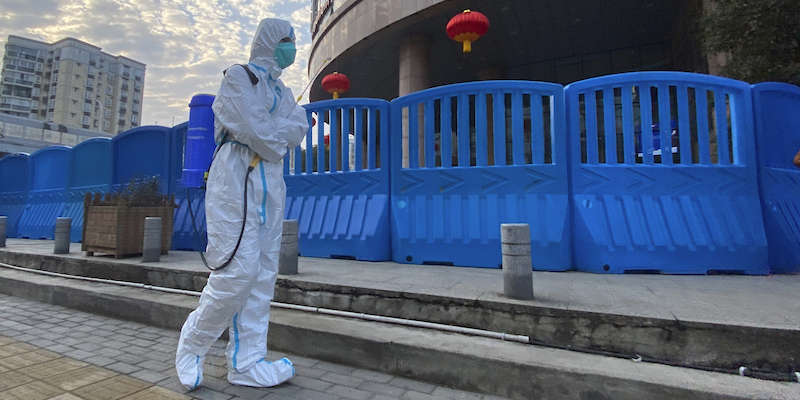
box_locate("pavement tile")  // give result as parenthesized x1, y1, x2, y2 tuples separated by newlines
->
(318, 371, 365, 388)
(324, 384, 372, 399)
(63, 348, 97, 360)
(389, 377, 437, 394)
(119, 385, 192, 399)
(0, 343, 27, 358)
(116, 353, 148, 365)
(0, 370, 36, 391)
(295, 366, 325, 379)
(291, 388, 338, 400)
(18, 357, 88, 379)
(47, 365, 119, 391)
(96, 347, 125, 358)
(351, 369, 394, 383)
(200, 375, 231, 392)
(402, 390, 441, 400)
(131, 368, 170, 383)
(106, 361, 141, 374)
(44, 344, 75, 353)
(221, 381, 272, 399)
(0, 349, 60, 369)
(313, 361, 355, 375)
(72, 374, 152, 400)
(190, 386, 234, 400)
(290, 375, 333, 392)
(0, 336, 15, 346)
(84, 355, 118, 367)
(358, 380, 407, 397)
(262, 382, 303, 397)
(0, 379, 64, 400)
(432, 386, 484, 399)
(48, 393, 85, 400)
(137, 359, 173, 372)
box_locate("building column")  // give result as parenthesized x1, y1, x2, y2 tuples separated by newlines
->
(399, 35, 430, 168)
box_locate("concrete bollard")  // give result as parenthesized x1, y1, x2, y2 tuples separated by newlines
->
(501, 223, 534, 300)
(0, 216, 6, 248)
(54, 217, 71, 254)
(142, 217, 162, 262)
(279, 219, 299, 275)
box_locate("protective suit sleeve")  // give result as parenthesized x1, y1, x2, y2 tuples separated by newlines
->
(212, 67, 308, 162)
(274, 84, 308, 150)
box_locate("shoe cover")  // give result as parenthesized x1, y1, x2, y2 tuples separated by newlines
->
(227, 357, 295, 387)
(175, 341, 204, 391)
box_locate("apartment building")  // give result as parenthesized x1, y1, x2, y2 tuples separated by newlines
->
(1, 35, 145, 134)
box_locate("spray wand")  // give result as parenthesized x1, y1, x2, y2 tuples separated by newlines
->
(296, 57, 330, 103)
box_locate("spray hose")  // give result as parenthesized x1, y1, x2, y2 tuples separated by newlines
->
(188, 154, 261, 271)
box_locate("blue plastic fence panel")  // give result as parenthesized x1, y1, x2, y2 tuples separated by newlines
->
(565, 72, 767, 274)
(390, 81, 571, 270)
(752, 82, 800, 273)
(18, 146, 70, 240)
(169, 122, 189, 195)
(112, 126, 172, 192)
(172, 188, 206, 251)
(0, 153, 29, 238)
(63, 138, 112, 242)
(284, 99, 392, 261)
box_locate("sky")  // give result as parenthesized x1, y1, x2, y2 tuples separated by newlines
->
(0, 0, 313, 127)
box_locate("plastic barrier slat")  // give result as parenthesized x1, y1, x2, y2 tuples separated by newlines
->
(622, 87, 635, 165)
(657, 84, 672, 165)
(677, 86, 692, 165)
(511, 92, 524, 165)
(696, 90, 711, 165)
(475, 94, 488, 167)
(493, 91, 506, 165)
(531, 92, 545, 165)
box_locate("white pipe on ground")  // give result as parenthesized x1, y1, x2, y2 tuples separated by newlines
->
(0, 261, 530, 344)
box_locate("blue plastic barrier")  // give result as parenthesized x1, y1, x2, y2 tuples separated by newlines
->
(752, 82, 800, 273)
(390, 81, 571, 270)
(63, 138, 112, 242)
(565, 72, 767, 274)
(17, 146, 70, 239)
(284, 99, 392, 261)
(0, 153, 29, 238)
(112, 126, 173, 192)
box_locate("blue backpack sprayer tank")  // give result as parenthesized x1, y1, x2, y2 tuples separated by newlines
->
(182, 93, 253, 271)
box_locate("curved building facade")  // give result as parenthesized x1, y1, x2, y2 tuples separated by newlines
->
(308, 0, 706, 102)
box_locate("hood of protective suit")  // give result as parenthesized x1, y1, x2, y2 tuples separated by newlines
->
(249, 18, 295, 79)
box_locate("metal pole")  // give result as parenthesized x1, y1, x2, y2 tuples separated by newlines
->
(279, 219, 299, 275)
(501, 223, 534, 300)
(54, 217, 71, 254)
(0, 216, 7, 248)
(142, 217, 162, 262)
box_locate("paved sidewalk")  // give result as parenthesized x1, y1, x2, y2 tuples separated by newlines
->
(0, 293, 511, 400)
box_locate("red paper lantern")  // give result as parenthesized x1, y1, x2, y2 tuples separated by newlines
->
(446, 9, 489, 53)
(321, 72, 350, 99)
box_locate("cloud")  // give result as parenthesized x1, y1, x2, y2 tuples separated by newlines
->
(0, 0, 312, 126)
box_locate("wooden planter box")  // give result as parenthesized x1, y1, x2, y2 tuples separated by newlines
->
(81, 192, 175, 258)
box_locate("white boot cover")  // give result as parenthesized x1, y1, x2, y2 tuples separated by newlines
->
(228, 358, 295, 387)
(175, 331, 204, 391)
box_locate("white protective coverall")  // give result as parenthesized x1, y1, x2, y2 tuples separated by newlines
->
(176, 18, 308, 390)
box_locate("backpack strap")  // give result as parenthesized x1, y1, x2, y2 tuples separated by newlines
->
(223, 64, 259, 86)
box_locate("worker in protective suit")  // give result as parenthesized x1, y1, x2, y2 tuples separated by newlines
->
(175, 18, 308, 390)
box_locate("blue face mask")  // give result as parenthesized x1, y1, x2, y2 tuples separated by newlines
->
(274, 42, 296, 69)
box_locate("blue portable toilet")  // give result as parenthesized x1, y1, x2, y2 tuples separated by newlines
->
(111, 126, 172, 192)
(63, 138, 112, 242)
(0, 153, 29, 238)
(18, 146, 70, 240)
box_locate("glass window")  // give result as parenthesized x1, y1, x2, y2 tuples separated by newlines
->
(104, 109, 111, 119)
(105, 98, 111, 107)
(82, 116, 89, 125)
(106, 86, 112, 95)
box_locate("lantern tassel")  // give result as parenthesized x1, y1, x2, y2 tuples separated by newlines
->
(463, 40, 472, 53)
(333, 92, 339, 99)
